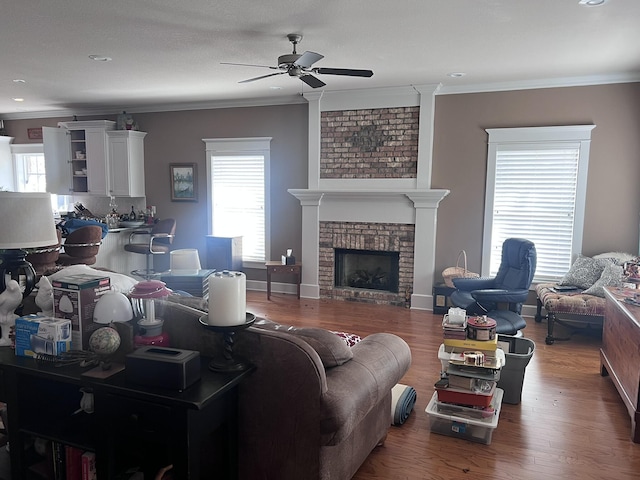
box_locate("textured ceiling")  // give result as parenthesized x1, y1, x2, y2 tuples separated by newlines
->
(1, 0, 639, 118)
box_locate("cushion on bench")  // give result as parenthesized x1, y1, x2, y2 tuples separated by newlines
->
(536, 283, 605, 317)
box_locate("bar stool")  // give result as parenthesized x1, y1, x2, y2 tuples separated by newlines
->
(124, 219, 176, 279)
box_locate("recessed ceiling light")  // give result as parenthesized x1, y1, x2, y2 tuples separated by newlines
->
(269, 86, 282, 90)
(579, 0, 607, 6)
(12, 98, 24, 102)
(88, 55, 112, 62)
(12, 79, 26, 84)
(447, 72, 466, 78)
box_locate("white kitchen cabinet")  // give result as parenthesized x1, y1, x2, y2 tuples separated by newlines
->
(43, 120, 147, 198)
(106, 130, 147, 197)
(43, 120, 115, 195)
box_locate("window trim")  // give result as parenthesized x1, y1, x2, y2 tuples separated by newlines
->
(482, 125, 595, 282)
(203, 137, 272, 269)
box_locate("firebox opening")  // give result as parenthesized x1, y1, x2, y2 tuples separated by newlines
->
(334, 248, 400, 293)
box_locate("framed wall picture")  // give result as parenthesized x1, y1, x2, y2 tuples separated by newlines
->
(170, 163, 197, 202)
(27, 127, 43, 140)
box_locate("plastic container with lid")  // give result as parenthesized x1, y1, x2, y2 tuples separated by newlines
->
(426, 388, 503, 445)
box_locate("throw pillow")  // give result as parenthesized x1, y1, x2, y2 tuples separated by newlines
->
(331, 331, 362, 347)
(593, 251, 636, 266)
(583, 263, 624, 297)
(559, 255, 612, 289)
(253, 319, 353, 368)
(293, 327, 354, 367)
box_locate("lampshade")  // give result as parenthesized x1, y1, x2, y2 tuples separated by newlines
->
(170, 248, 201, 274)
(0, 192, 58, 249)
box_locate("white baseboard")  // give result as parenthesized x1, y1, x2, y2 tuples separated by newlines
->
(247, 280, 540, 318)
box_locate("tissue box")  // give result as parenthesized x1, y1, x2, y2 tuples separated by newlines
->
(126, 346, 201, 390)
(15, 315, 72, 357)
(281, 255, 296, 265)
(51, 274, 111, 350)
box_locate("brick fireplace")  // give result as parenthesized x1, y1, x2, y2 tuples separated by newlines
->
(320, 221, 414, 306)
(289, 85, 449, 310)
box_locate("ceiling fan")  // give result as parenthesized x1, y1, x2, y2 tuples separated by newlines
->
(221, 33, 373, 88)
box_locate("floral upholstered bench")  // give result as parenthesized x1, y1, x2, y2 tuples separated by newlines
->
(535, 252, 636, 345)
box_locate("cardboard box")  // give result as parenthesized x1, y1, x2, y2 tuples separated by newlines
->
(15, 314, 72, 357)
(51, 274, 111, 350)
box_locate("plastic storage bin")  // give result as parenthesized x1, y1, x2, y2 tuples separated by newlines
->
(426, 388, 503, 445)
(496, 335, 535, 404)
(435, 381, 496, 408)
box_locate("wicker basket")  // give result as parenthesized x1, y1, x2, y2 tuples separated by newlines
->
(442, 250, 479, 287)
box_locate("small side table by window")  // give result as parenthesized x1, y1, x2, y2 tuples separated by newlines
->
(265, 261, 302, 300)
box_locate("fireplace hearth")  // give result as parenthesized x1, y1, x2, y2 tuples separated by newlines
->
(334, 248, 400, 293)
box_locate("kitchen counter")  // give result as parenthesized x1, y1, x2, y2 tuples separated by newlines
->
(94, 227, 150, 275)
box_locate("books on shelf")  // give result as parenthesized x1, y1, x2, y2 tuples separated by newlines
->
(65, 445, 84, 480)
(81, 451, 97, 480)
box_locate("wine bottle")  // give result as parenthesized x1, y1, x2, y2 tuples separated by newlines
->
(129, 205, 136, 221)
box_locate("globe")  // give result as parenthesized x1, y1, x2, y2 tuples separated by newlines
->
(89, 326, 121, 355)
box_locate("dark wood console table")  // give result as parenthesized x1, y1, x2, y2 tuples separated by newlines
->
(0, 349, 253, 479)
(601, 287, 640, 443)
(265, 261, 302, 300)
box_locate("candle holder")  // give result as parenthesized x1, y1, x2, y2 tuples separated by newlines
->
(199, 312, 256, 372)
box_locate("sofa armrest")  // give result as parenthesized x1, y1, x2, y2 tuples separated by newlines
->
(321, 333, 411, 445)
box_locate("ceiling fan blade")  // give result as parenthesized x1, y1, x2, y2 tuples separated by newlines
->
(299, 74, 326, 89)
(314, 67, 374, 78)
(221, 62, 279, 70)
(239, 72, 286, 84)
(295, 51, 324, 69)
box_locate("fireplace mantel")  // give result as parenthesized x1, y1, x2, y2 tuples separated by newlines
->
(288, 188, 449, 203)
(288, 188, 449, 309)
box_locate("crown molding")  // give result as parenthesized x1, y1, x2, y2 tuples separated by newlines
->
(0, 94, 307, 121)
(2, 73, 638, 121)
(437, 72, 640, 95)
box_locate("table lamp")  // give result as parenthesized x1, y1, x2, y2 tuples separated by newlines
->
(0, 192, 59, 299)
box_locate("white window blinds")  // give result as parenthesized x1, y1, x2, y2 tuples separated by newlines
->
(483, 126, 595, 284)
(211, 155, 265, 263)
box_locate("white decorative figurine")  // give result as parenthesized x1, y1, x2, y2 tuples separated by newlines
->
(35, 275, 55, 318)
(0, 279, 22, 346)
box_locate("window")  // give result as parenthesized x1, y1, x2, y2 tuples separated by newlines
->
(13, 145, 46, 192)
(204, 138, 271, 268)
(11, 143, 71, 214)
(483, 125, 595, 283)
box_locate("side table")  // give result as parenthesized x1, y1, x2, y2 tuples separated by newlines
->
(265, 261, 302, 300)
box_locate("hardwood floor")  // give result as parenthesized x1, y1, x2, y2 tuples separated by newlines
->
(246, 291, 640, 480)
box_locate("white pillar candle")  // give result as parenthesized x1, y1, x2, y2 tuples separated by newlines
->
(208, 271, 246, 326)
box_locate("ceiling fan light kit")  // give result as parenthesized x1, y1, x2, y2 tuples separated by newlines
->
(222, 33, 373, 88)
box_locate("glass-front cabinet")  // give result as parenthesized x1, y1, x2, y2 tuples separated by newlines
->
(43, 120, 146, 197)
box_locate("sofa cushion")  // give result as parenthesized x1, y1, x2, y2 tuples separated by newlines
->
(558, 255, 612, 289)
(254, 319, 353, 367)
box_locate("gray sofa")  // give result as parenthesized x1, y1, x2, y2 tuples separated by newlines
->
(161, 300, 412, 480)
